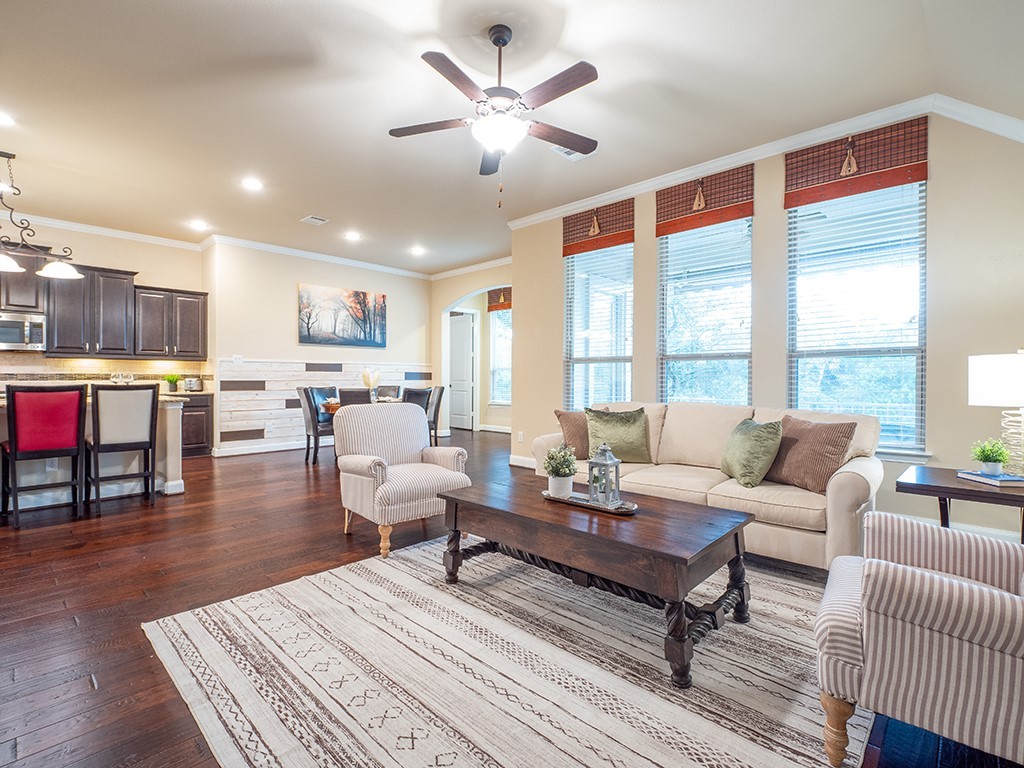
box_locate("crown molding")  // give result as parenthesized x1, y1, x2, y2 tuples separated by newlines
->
(509, 93, 1024, 231)
(206, 235, 430, 280)
(428, 256, 512, 282)
(18, 213, 202, 250)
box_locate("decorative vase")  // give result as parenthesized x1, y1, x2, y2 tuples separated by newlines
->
(981, 461, 1003, 476)
(547, 475, 573, 498)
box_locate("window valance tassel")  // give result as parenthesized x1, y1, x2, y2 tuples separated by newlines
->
(840, 137, 859, 177)
(692, 179, 706, 211)
(588, 212, 600, 237)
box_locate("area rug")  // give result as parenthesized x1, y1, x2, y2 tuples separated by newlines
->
(143, 538, 871, 767)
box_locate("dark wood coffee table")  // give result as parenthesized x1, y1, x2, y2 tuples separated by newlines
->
(437, 473, 754, 689)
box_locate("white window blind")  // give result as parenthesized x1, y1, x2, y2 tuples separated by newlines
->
(489, 308, 512, 404)
(657, 217, 752, 405)
(787, 182, 927, 449)
(564, 243, 633, 410)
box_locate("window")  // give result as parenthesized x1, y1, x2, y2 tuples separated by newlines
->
(787, 182, 926, 450)
(489, 308, 512, 404)
(564, 243, 633, 410)
(658, 217, 752, 405)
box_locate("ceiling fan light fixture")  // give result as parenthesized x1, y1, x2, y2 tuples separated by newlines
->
(471, 112, 528, 154)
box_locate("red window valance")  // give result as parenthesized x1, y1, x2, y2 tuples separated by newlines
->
(487, 287, 511, 311)
(656, 164, 754, 237)
(562, 198, 634, 257)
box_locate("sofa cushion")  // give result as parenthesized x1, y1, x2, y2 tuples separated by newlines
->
(721, 419, 783, 488)
(596, 402, 668, 464)
(764, 416, 856, 494)
(753, 407, 879, 462)
(574, 461, 651, 482)
(707, 479, 827, 532)
(657, 402, 754, 468)
(585, 407, 651, 463)
(620, 464, 729, 505)
(554, 409, 590, 460)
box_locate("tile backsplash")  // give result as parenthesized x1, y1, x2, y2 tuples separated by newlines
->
(0, 351, 212, 386)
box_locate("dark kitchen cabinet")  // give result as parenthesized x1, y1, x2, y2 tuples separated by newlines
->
(181, 393, 213, 457)
(46, 267, 136, 357)
(0, 254, 47, 313)
(134, 287, 207, 360)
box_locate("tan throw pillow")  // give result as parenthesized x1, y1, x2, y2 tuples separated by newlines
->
(554, 410, 589, 460)
(721, 419, 783, 488)
(764, 415, 856, 494)
(584, 407, 651, 464)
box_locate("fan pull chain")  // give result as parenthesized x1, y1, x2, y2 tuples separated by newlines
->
(497, 160, 504, 208)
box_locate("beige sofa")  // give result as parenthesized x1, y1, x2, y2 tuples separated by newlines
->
(531, 402, 884, 569)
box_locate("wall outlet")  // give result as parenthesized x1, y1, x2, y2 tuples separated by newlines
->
(517, 431, 524, 443)
(45, 458, 59, 472)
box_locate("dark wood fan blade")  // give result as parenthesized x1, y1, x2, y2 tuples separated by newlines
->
(421, 51, 488, 102)
(480, 149, 502, 176)
(389, 118, 468, 138)
(519, 61, 597, 109)
(528, 122, 598, 154)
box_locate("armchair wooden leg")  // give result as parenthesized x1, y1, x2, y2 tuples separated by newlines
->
(377, 524, 393, 558)
(343, 509, 353, 534)
(820, 691, 855, 767)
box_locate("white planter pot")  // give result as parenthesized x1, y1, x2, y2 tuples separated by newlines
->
(981, 462, 1003, 476)
(547, 475, 573, 498)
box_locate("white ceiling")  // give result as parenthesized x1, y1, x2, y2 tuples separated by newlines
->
(2, 0, 1021, 274)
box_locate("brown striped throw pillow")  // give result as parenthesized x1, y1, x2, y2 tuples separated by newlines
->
(554, 410, 590, 460)
(764, 415, 856, 494)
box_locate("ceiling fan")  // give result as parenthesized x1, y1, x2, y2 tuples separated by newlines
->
(389, 24, 598, 175)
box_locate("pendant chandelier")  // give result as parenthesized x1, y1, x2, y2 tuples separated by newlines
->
(0, 150, 83, 279)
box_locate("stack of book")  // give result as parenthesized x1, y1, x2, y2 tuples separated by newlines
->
(956, 470, 1024, 487)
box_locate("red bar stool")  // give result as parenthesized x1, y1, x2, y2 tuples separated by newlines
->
(2, 384, 87, 529)
(85, 384, 159, 516)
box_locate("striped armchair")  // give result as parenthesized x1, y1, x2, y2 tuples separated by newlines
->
(333, 403, 470, 558)
(815, 511, 1024, 766)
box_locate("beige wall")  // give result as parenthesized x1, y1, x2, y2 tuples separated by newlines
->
(511, 115, 1024, 534)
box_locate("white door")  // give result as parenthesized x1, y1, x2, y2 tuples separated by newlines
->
(449, 312, 474, 429)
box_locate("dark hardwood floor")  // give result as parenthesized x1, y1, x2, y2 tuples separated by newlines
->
(0, 429, 1012, 767)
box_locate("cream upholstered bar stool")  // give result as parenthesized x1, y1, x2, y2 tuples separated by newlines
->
(815, 511, 1024, 766)
(85, 384, 160, 516)
(333, 402, 470, 557)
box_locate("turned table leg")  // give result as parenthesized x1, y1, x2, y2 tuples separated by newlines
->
(728, 554, 751, 623)
(820, 691, 855, 767)
(664, 599, 694, 688)
(444, 528, 463, 584)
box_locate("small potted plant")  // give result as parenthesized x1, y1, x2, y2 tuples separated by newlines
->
(543, 443, 577, 498)
(971, 437, 1009, 476)
(164, 374, 181, 393)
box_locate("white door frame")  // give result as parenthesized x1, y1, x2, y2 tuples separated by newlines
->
(442, 307, 481, 433)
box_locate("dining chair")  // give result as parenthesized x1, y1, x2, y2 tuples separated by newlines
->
(85, 384, 159, 516)
(298, 386, 338, 465)
(2, 384, 87, 528)
(426, 385, 445, 446)
(402, 387, 431, 411)
(375, 385, 401, 400)
(338, 388, 373, 406)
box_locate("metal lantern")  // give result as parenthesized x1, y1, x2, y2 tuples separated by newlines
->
(587, 443, 621, 507)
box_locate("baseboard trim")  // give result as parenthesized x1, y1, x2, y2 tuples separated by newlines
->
(509, 454, 536, 470)
(479, 424, 511, 434)
(213, 439, 320, 458)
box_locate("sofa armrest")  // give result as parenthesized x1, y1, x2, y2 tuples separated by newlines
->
(337, 454, 387, 484)
(531, 433, 566, 477)
(864, 510, 1024, 593)
(422, 446, 468, 473)
(823, 455, 884, 565)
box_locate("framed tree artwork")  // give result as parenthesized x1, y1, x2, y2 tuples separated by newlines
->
(298, 283, 387, 347)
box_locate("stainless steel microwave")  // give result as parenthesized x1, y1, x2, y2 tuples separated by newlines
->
(0, 312, 46, 351)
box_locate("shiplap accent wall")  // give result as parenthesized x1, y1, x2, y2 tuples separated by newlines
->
(215, 358, 432, 456)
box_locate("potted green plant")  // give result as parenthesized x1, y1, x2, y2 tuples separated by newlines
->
(164, 374, 181, 393)
(543, 443, 577, 498)
(971, 437, 1009, 476)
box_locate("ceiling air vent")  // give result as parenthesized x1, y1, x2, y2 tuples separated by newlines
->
(551, 145, 594, 162)
(300, 214, 329, 226)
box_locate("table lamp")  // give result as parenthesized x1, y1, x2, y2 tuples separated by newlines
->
(968, 351, 1024, 475)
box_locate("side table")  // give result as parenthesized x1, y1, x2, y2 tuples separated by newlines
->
(895, 466, 1024, 543)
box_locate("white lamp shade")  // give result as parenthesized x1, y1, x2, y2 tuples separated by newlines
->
(470, 112, 528, 154)
(0, 252, 26, 273)
(36, 259, 84, 280)
(968, 353, 1024, 406)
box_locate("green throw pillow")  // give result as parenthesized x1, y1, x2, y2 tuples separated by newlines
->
(721, 419, 783, 488)
(584, 407, 651, 463)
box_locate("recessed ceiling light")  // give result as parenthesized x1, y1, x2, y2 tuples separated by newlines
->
(343, 231, 362, 242)
(241, 176, 263, 191)
(0, 113, 15, 127)
(187, 219, 211, 231)
(409, 245, 426, 256)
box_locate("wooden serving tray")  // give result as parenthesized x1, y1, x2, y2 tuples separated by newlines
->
(541, 490, 637, 516)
